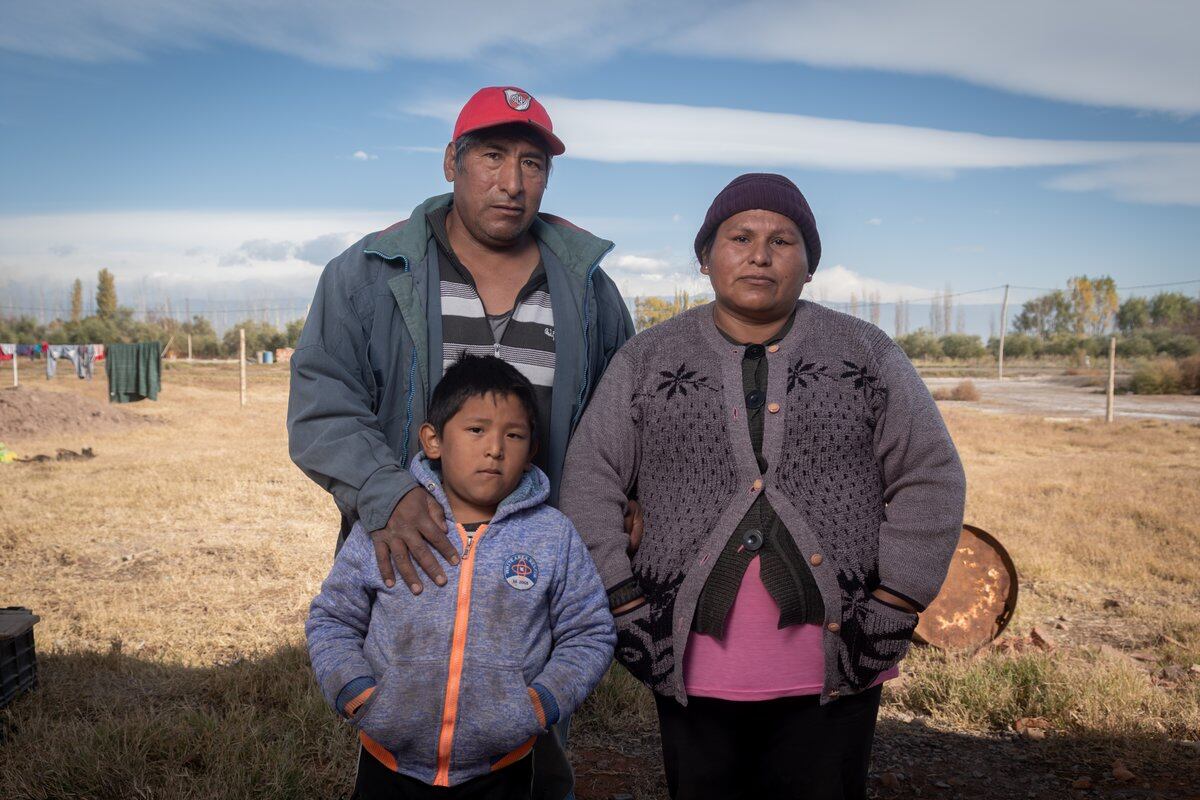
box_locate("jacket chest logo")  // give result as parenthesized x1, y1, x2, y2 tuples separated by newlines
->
(503, 553, 539, 590)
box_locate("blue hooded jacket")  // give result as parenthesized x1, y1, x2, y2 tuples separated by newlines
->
(306, 455, 616, 786)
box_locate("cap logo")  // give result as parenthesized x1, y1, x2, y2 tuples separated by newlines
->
(504, 89, 532, 111)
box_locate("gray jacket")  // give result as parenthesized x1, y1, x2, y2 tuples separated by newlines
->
(287, 194, 635, 533)
(561, 301, 966, 704)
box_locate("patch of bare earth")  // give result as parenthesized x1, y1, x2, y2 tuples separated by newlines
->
(1, 384, 153, 442)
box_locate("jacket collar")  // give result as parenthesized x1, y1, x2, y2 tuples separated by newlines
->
(365, 193, 613, 279)
(409, 453, 551, 528)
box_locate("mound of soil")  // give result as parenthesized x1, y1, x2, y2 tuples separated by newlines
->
(0, 386, 147, 441)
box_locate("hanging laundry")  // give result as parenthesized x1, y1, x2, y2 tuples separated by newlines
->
(76, 344, 94, 379)
(0, 344, 14, 361)
(105, 342, 161, 403)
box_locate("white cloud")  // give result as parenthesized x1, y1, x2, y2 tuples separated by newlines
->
(351, 150, 377, 161)
(0, 1, 671, 69)
(866, 218, 882, 226)
(610, 254, 671, 274)
(446, 97, 1200, 206)
(806, 265, 932, 304)
(0, 210, 402, 285)
(3, 2, 1197, 113)
(661, 1, 1200, 115)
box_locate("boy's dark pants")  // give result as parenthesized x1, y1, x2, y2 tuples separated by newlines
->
(653, 686, 882, 800)
(354, 747, 533, 800)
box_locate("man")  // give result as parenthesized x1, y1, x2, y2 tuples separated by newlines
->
(288, 86, 635, 800)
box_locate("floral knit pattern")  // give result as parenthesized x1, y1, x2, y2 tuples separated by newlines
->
(561, 301, 966, 702)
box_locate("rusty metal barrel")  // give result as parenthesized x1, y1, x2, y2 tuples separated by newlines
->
(914, 524, 1018, 651)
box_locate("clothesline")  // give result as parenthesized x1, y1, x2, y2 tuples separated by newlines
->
(0, 342, 106, 380)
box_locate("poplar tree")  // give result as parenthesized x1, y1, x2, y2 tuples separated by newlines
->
(96, 269, 117, 319)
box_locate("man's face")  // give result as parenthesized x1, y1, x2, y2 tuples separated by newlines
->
(704, 209, 811, 322)
(443, 133, 549, 248)
(419, 392, 534, 519)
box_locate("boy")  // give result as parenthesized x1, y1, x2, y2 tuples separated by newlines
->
(307, 355, 616, 799)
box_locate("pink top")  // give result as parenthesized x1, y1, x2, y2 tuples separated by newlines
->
(684, 556, 899, 700)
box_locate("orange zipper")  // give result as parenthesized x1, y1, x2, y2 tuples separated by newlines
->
(433, 522, 487, 787)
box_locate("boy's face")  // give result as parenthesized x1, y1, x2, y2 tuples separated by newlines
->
(419, 392, 535, 521)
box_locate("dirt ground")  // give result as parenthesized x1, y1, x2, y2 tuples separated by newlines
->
(923, 375, 1200, 422)
(1, 363, 1198, 800)
(0, 381, 152, 442)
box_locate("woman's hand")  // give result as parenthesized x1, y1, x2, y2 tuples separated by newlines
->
(870, 587, 920, 613)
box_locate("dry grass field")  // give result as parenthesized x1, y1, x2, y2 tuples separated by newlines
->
(1, 363, 1198, 799)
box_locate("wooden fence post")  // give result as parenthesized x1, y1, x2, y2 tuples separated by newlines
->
(11, 352, 17, 388)
(187, 334, 192, 362)
(239, 328, 247, 407)
(1106, 336, 1116, 423)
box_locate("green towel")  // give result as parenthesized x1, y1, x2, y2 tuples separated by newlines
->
(105, 342, 162, 403)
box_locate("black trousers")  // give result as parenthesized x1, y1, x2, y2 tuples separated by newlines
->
(653, 686, 882, 800)
(353, 747, 533, 800)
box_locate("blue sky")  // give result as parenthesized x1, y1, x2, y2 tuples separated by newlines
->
(2, 1, 1198, 331)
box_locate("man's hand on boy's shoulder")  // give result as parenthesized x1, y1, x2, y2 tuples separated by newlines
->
(371, 488, 459, 594)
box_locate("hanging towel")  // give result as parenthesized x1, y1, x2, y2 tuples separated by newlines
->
(105, 342, 162, 403)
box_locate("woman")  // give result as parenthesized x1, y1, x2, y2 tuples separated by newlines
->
(560, 173, 965, 799)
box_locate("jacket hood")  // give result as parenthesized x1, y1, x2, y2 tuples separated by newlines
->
(364, 193, 613, 280)
(410, 453, 551, 527)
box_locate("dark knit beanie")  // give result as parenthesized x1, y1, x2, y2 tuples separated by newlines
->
(694, 173, 821, 274)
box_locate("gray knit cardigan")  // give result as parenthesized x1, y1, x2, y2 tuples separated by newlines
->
(560, 300, 966, 705)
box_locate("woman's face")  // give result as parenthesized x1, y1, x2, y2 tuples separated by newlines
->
(703, 209, 811, 323)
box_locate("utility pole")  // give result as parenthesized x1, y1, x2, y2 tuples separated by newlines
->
(998, 284, 1010, 381)
(1106, 336, 1116, 423)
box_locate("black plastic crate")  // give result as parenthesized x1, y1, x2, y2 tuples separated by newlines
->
(0, 606, 40, 710)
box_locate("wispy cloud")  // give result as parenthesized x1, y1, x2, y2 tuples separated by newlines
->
(807, 265, 932, 304)
(351, 150, 377, 161)
(412, 97, 1200, 206)
(221, 232, 362, 266)
(0, 210, 403, 283)
(661, 1, 1200, 115)
(866, 218, 882, 226)
(2, 2, 1197, 113)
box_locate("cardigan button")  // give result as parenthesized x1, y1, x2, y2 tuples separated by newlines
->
(767, 402, 781, 413)
(827, 622, 841, 633)
(742, 529, 763, 552)
(767, 344, 780, 353)
(744, 344, 766, 360)
(751, 479, 763, 492)
(810, 553, 823, 566)
(745, 389, 766, 409)
(828, 689, 840, 698)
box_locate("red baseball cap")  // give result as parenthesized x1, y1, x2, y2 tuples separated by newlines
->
(452, 86, 565, 156)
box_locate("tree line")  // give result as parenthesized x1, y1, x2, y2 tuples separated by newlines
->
(0, 270, 305, 358)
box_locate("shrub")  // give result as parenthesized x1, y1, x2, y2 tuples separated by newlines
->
(896, 329, 943, 360)
(990, 333, 1038, 359)
(222, 320, 287, 357)
(932, 380, 981, 401)
(1147, 332, 1200, 359)
(1180, 356, 1200, 394)
(939, 334, 987, 360)
(1130, 359, 1183, 394)
(1043, 334, 1088, 358)
(1117, 335, 1156, 359)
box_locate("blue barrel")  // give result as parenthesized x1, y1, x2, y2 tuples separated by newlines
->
(262, 351, 274, 364)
